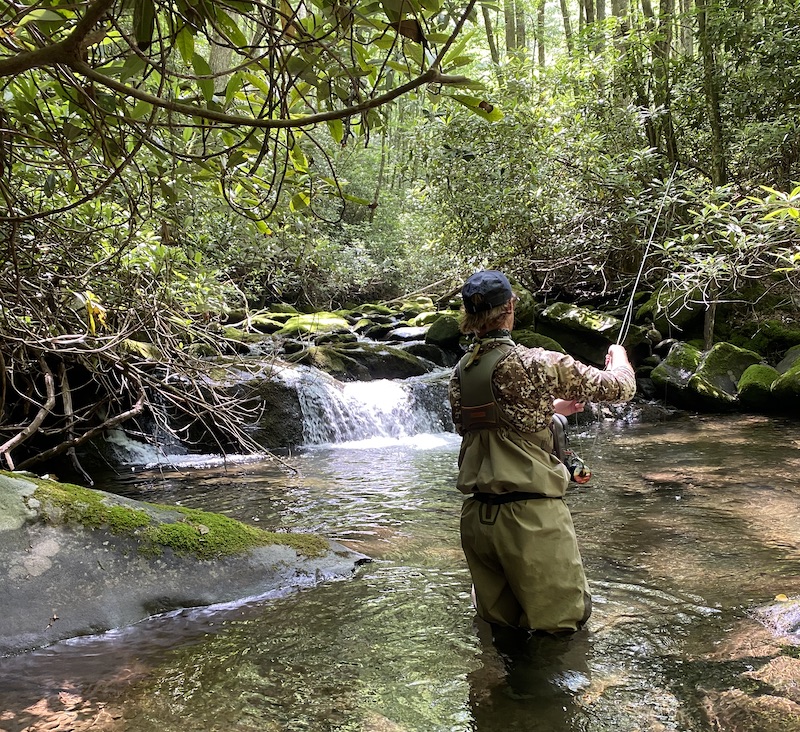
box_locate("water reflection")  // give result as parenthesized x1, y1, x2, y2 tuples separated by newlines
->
(1, 414, 799, 731)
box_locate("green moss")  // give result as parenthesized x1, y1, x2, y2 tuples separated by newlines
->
(541, 302, 620, 334)
(144, 506, 327, 559)
(27, 474, 328, 560)
(33, 480, 151, 533)
(511, 329, 566, 353)
(276, 312, 351, 336)
(738, 363, 780, 392)
(356, 303, 394, 315)
(120, 339, 163, 361)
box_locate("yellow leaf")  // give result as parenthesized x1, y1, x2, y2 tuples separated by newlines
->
(775, 593, 789, 602)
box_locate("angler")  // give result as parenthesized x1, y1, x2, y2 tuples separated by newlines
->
(449, 270, 636, 634)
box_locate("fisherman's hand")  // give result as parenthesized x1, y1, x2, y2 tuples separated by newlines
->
(554, 399, 584, 416)
(605, 344, 631, 370)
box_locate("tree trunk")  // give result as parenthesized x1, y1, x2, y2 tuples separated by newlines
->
(482, 5, 502, 66)
(654, 0, 679, 162)
(697, 0, 728, 185)
(583, 0, 596, 25)
(537, 0, 546, 66)
(369, 132, 387, 223)
(504, 0, 517, 54)
(560, 0, 574, 52)
(703, 298, 717, 350)
(680, 0, 694, 56)
(515, 0, 527, 51)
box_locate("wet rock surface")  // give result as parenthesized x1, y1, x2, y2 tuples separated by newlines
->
(0, 472, 368, 656)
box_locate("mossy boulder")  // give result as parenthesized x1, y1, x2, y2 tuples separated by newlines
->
(246, 313, 287, 333)
(777, 345, 800, 374)
(509, 283, 537, 329)
(738, 364, 781, 412)
(771, 359, 800, 412)
(650, 342, 703, 407)
(120, 338, 162, 360)
(686, 343, 763, 411)
(286, 345, 370, 381)
(0, 471, 367, 655)
(636, 287, 704, 337)
(286, 343, 430, 381)
(352, 303, 394, 316)
(266, 303, 300, 314)
(276, 312, 351, 337)
(511, 328, 566, 353)
(387, 325, 428, 342)
(536, 302, 648, 366)
(410, 310, 445, 327)
(723, 317, 800, 361)
(425, 313, 462, 348)
(399, 295, 435, 318)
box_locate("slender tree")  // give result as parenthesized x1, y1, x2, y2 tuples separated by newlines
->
(696, 0, 728, 185)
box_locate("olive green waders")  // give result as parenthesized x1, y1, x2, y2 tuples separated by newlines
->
(460, 497, 591, 631)
(455, 339, 592, 632)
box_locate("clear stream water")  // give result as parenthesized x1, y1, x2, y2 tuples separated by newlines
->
(1, 372, 799, 732)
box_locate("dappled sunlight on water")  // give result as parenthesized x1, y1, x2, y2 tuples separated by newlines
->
(2, 414, 799, 731)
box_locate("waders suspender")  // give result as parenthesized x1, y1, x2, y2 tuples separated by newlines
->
(457, 340, 515, 432)
(458, 339, 553, 454)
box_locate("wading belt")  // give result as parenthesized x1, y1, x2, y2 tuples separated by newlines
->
(471, 491, 562, 505)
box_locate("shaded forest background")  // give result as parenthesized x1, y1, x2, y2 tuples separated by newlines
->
(1, 0, 798, 476)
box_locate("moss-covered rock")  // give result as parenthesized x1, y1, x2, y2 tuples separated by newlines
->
(771, 360, 800, 412)
(510, 283, 537, 329)
(511, 328, 566, 353)
(33, 477, 326, 560)
(399, 295, 435, 318)
(687, 343, 763, 411)
(121, 338, 162, 360)
(286, 345, 370, 381)
(266, 303, 300, 314)
(0, 471, 366, 654)
(738, 364, 781, 412)
(537, 302, 648, 366)
(247, 313, 287, 333)
(276, 312, 351, 337)
(777, 344, 800, 374)
(650, 342, 703, 407)
(425, 313, 462, 348)
(286, 342, 430, 381)
(410, 310, 444, 327)
(636, 287, 704, 337)
(353, 303, 395, 316)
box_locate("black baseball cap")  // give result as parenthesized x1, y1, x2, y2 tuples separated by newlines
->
(461, 270, 513, 314)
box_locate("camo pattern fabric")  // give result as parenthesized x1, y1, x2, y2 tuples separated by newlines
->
(449, 342, 636, 434)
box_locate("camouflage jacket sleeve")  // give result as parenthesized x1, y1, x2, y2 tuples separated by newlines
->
(449, 344, 636, 434)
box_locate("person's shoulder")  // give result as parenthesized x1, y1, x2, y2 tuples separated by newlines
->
(511, 343, 569, 365)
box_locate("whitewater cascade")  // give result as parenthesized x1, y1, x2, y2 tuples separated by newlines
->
(279, 365, 453, 445)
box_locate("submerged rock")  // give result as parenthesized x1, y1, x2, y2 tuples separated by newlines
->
(0, 471, 367, 656)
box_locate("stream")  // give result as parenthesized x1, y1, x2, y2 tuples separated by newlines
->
(1, 369, 799, 731)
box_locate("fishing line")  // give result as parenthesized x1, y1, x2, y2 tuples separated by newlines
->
(575, 164, 679, 472)
(616, 163, 679, 346)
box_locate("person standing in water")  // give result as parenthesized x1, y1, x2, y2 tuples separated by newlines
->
(449, 270, 636, 633)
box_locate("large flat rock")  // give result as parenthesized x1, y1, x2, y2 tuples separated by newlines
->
(0, 472, 368, 656)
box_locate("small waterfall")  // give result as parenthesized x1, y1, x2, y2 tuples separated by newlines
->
(280, 366, 452, 445)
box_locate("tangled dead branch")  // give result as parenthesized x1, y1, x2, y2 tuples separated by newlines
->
(0, 219, 270, 484)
